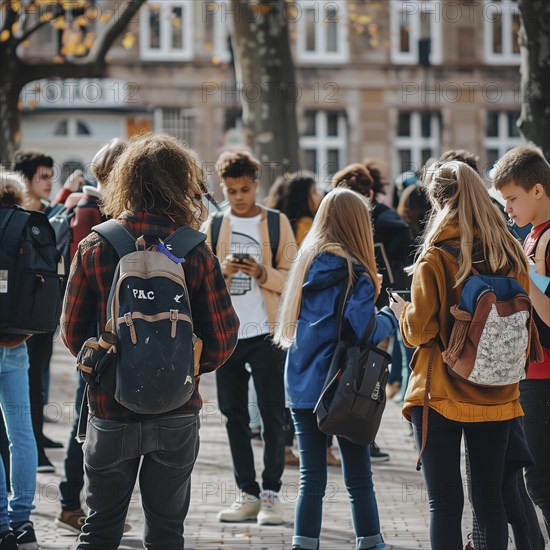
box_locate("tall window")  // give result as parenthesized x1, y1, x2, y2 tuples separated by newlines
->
(484, 0, 520, 64)
(140, 2, 193, 61)
(300, 111, 347, 185)
(390, 0, 442, 64)
(295, 1, 349, 64)
(394, 112, 440, 174)
(203, 1, 231, 64)
(484, 111, 522, 171)
(155, 108, 195, 146)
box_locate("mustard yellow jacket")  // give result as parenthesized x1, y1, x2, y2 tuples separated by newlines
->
(401, 223, 530, 423)
(202, 205, 296, 332)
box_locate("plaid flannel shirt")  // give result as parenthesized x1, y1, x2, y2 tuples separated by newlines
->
(61, 211, 239, 421)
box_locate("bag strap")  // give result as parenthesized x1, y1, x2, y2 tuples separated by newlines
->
(435, 242, 482, 276)
(334, 268, 377, 345)
(534, 225, 550, 275)
(93, 219, 136, 258)
(164, 226, 207, 257)
(211, 209, 280, 268)
(416, 339, 440, 471)
(210, 211, 224, 257)
(266, 208, 280, 268)
(93, 219, 206, 259)
(0, 208, 30, 255)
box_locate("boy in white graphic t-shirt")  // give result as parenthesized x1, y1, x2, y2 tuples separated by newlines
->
(203, 151, 296, 525)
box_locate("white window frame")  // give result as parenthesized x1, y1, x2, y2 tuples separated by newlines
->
(300, 111, 347, 185)
(213, 1, 231, 63)
(51, 117, 94, 140)
(390, 0, 442, 65)
(154, 107, 195, 146)
(295, 0, 349, 64)
(140, 1, 193, 61)
(484, 111, 522, 161)
(484, 0, 520, 65)
(394, 111, 440, 175)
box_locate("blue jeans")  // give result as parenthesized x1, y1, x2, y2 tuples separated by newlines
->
(0, 343, 38, 532)
(291, 410, 383, 550)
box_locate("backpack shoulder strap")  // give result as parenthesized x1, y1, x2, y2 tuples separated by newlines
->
(165, 226, 207, 258)
(210, 211, 225, 257)
(265, 208, 281, 268)
(92, 219, 136, 258)
(0, 208, 30, 254)
(535, 225, 550, 274)
(435, 242, 459, 258)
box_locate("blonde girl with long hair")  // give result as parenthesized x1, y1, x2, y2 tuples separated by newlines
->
(275, 188, 401, 550)
(398, 161, 531, 550)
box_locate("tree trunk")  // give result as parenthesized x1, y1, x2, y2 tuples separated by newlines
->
(0, 47, 23, 167)
(230, 0, 300, 196)
(516, 0, 550, 160)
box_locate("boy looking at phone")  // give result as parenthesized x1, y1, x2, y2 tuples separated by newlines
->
(202, 151, 296, 525)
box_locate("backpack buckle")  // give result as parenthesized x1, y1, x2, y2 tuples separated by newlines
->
(170, 309, 179, 338)
(371, 381, 381, 401)
(124, 313, 137, 344)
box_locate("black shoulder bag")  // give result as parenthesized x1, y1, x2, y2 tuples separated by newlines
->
(314, 276, 391, 446)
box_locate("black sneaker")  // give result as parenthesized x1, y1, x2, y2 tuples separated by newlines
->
(11, 522, 39, 550)
(0, 530, 17, 550)
(43, 436, 63, 449)
(370, 441, 390, 463)
(37, 453, 55, 473)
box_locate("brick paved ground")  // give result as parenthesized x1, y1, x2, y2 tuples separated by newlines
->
(29, 340, 547, 549)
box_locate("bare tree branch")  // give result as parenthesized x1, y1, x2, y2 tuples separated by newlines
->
(1, 0, 18, 34)
(88, 0, 146, 61)
(16, 4, 63, 46)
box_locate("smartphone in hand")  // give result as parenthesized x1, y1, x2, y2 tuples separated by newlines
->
(386, 288, 410, 302)
(232, 252, 251, 264)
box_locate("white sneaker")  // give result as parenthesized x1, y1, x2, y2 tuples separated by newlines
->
(217, 491, 260, 522)
(257, 490, 284, 525)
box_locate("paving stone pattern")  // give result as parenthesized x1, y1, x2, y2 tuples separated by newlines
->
(31, 340, 545, 549)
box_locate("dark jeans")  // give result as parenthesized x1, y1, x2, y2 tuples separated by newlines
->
(216, 335, 286, 497)
(468, 416, 545, 550)
(26, 332, 54, 457)
(411, 407, 511, 550)
(291, 410, 382, 550)
(77, 414, 199, 550)
(520, 378, 550, 538)
(59, 374, 86, 511)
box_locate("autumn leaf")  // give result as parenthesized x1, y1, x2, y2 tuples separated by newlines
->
(212, 55, 221, 65)
(121, 33, 135, 50)
(0, 30, 11, 43)
(53, 17, 66, 30)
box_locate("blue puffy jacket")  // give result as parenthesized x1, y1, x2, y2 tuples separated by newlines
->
(285, 252, 398, 409)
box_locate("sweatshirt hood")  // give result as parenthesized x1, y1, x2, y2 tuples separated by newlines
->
(303, 252, 365, 291)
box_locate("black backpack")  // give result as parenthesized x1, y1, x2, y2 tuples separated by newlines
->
(0, 206, 64, 335)
(48, 196, 102, 280)
(91, 220, 206, 414)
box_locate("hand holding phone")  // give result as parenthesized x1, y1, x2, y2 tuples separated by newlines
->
(232, 252, 251, 264)
(386, 288, 408, 319)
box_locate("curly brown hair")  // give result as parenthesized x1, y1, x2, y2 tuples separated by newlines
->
(216, 150, 260, 181)
(101, 134, 207, 228)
